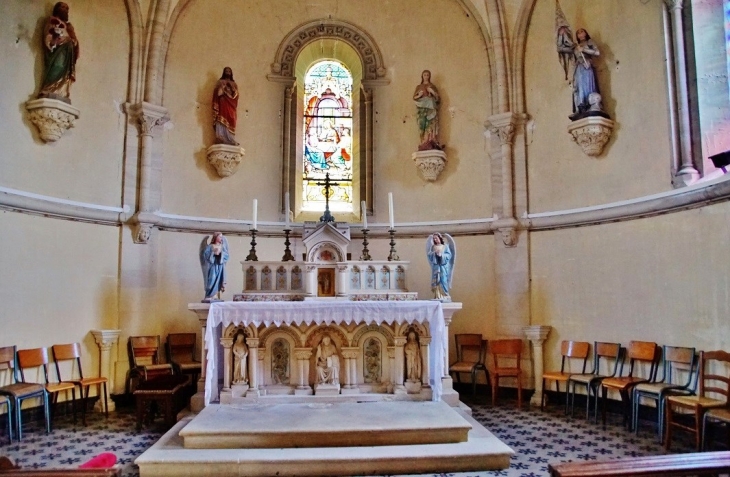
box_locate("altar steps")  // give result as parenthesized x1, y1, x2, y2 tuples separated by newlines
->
(135, 401, 514, 476)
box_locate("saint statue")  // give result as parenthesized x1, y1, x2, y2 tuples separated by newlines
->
(404, 331, 422, 383)
(39, 2, 79, 103)
(212, 67, 239, 145)
(426, 233, 456, 302)
(413, 70, 443, 151)
(315, 334, 340, 385)
(232, 333, 248, 384)
(199, 232, 229, 302)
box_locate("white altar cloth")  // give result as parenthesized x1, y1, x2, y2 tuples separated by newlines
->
(204, 300, 445, 404)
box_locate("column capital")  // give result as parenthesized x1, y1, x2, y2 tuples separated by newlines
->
(522, 325, 552, 343)
(247, 338, 260, 348)
(90, 329, 121, 349)
(394, 337, 407, 347)
(293, 348, 313, 360)
(341, 348, 359, 360)
(485, 112, 519, 146)
(128, 102, 169, 137)
(220, 337, 234, 348)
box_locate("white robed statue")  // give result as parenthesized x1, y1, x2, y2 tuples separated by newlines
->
(315, 335, 340, 385)
(426, 232, 456, 302)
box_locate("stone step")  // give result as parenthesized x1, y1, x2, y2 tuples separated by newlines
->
(179, 401, 470, 449)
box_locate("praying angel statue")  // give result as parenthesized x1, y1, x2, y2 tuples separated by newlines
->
(426, 233, 456, 302)
(199, 232, 229, 302)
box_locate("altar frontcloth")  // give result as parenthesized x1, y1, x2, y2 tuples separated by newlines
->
(204, 300, 445, 404)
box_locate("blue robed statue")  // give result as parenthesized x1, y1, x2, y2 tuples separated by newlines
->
(200, 232, 229, 302)
(426, 233, 456, 302)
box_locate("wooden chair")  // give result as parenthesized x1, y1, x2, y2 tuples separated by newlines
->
(702, 407, 730, 451)
(448, 334, 488, 396)
(567, 341, 623, 422)
(600, 341, 660, 429)
(0, 345, 49, 440)
(541, 340, 590, 413)
(489, 338, 523, 408)
(165, 333, 201, 385)
(52, 343, 109, 426)
(632, 345, 696, 442)
(665, 350, 730, 451)
(128, 336, 173, 392)
(0, 395, 12, 443)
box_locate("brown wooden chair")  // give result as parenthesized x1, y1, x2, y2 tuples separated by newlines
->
(541, 340, 590, 413)
(665, 350, 730, 451)
(448, 334, 488, 396)
(165, 333, 201, 385)
(702, 406, 730, 451)
(127, 336, 173, 392)
(16, 348, 76, 434)
(52, 343, 109, 426)
(566, 341, 623, 422)
(489, 338, 523, 408)
(600, 341, 660, 429)
(0, 345, 49, 440)
(632, 345, 697, 443)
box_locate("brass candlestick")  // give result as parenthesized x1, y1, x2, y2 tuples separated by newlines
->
(387, 229, 399, 261)
(245, 229, 258, 261)
(282, 229, 295, 261)
(360, 229, 372, 261)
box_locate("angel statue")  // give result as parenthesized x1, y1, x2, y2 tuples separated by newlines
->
(426, 233, 455, 302)
(200, 232, 229, 302)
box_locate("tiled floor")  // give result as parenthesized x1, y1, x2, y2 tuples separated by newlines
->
(0, 396, 699, 477)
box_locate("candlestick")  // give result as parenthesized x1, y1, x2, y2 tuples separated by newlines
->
(387, 229, 399, 261)
(246, 228, 258, 261)
(361, 201, 367, 229)
(285, 192, 290, 228)
(252, 199, 258, 230)
(360, 228, 372, 261)
(282, 228, 294, 261)
(388, 192, 394, 230)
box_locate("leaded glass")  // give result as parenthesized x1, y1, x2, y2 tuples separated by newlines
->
(302, 60, 353, 213)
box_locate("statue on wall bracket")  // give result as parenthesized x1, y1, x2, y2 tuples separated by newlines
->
(555, 0, 614, 157)
(412, 70, 447, 181)
(25, 2, 80, 143)
(206, 67, 245, 177)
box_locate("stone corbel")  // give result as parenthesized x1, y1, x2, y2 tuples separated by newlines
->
(493, 217, 519, 248)
(207, 144, 245, 177)
(131, 212, 158, 245)
(412, 150, 448, 181)
(567, 116, 615, 157)
(128, 102, 169, 137)
(25, 98, 80, 142)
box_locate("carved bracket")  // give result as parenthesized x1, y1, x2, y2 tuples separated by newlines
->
(207, 144, 246, 177)
(128, 102, 169, 137)
(499, 227, 518, 247)
(133, 222, 153, 244)
(26, 98, 80, 142)
(412, 150, 447, 181)
(567, 116, 615, 157)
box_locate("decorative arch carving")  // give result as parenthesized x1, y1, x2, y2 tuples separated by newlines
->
(223, 323, 257, 339)
(271, 20, 387, 81)
(395, 321, 429, 338)
(307, 242, 344, 263)
(351, 324, 394, 347)
(259, 325, 303, 348)
(304, 325, 349, 348)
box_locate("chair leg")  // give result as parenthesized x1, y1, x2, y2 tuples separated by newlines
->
(82, 386, 89, 426)
(601, 386, 608, 429)
(16, 398, 23, 441)
(540, 378, 546, 411)
(103, 382, 109, 419)
(491, 376, 497, 406)
(517, 378, 522, 409)
(664, 402, 673, 451)
(70, 388, 76, 427)
(694, 406, 703, 451)
(471, 369, 477, 396)
(701, 412, 709, 451)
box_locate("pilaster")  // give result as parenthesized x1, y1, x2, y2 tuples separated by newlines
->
(523, 325, 552, 407)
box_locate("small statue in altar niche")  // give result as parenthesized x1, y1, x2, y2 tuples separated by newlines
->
(199, 232, 229, 302)
(315, 334, 340, 385)
(404, 331, 422, 383)
(232, 332, 248, 384)
(413, 70, 443, 151)
(426, 232, 455, 302)
(212, 67, 239, 145)
(38, 2, 79, 103)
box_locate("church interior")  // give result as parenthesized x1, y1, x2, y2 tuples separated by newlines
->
(2, 0, 730, 475)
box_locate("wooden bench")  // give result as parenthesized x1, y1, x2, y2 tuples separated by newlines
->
(133, 374, 190, 430)
(548, 451, 730, 476)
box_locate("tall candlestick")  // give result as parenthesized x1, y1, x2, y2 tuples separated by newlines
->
(388, 192, 394, 230)
(252, 199, 258, 230)
(285, 192, 290, 228)
(361, 201, 367, 229)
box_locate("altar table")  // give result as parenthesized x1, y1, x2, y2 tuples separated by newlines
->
(204, 300, 445, 404)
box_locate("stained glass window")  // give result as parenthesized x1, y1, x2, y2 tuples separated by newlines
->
(302, 61, 353, 213)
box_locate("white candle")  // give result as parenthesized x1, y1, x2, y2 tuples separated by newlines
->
(252, 199, 258, 230)
(285, 192, 290, 228)
(388, 192, 394, 230)
(361, 201, 367, 229)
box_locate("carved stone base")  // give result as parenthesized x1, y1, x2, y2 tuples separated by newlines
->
(314, 383, 340, 396)
(25, 98, 80, 142)
(412, 150, 447, 181)
(207, 144, 245, 177)
(567, 116, 615, 157)
(294, 387, 313, 396)
(405, 380, 422, 394)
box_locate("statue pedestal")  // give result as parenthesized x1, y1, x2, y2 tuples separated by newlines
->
(567, 116, 615, 157)
(405, 380, 422, 394)
(206, 144, 245, 177)
(26, 98, 79, 142)
(314, 383, 340, 396)
(412, 150, 447, 181)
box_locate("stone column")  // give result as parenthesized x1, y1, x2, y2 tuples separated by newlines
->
(387, 346, 395, 393)
(336, 264, 349, 297)
(293, 348, 313, 395)
(393, 337, 407, 394)
(258, 348, 265, 391)
(420, 337, 431, 388)
(341, 348, 359, 394)
(441, 303, 463, 406)
(247, 338, 260, 394)
(188, 304, 209, 412)
(523, 325, 552, 407)
(305, 265, 318, 296)
(220, 337, 234, 391)
(90, 330, 120, 412)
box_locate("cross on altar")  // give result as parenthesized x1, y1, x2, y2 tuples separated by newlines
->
(316, 172, 346, 223)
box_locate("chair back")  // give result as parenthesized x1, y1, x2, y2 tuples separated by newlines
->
(559, 340, 591, 373)
(129, 336, 162, 368)
(591, 341, 623, 377)
(454, 334, 486, 365)
(52, 343, 85, 381)
(16, 347, 51, 384)
(166, 333, 197, 364)
(491, 338, 522, 370)
(698, 350, 730, 403)
(0, 345, 18, 384)
(660, 345, 696, 389)
(623, 341, 660, 379)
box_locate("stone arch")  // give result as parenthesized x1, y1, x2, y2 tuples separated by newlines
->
(223, 323, 257, 339)
(259, 325, 303, 348)
(351, 324, 394, 347)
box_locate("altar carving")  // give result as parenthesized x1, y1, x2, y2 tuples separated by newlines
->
(314, 334, 340, 391)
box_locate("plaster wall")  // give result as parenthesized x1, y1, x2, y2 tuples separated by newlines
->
(0, 0, 129, 205)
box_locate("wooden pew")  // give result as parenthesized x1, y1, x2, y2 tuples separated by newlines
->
(548, 451, 730, 476)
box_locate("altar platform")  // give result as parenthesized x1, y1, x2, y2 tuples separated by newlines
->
(135, 400, 514, 476)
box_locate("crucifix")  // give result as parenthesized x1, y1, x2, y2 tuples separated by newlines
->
(315, 172, 348, 223)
